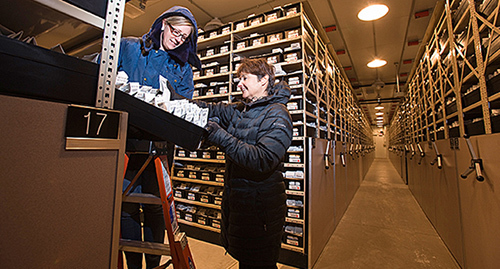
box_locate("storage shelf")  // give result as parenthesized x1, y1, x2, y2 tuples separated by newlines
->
(175, 157, 226, 164)
(390, 0, 500, 141)
(233, 36, 302, 54)
(172, 4, 374, 267)
(286, 217, 305, 225)
(284, 163, 305, 168)
(232, 13, 302, 37)
(199, 52, 231, 62)
(198, 33, 231, 47)
(175, 198, 221, 210)
(178, 219, 221, 233)
(193, 93, 231, 100)
(286, 190, 305, 196)
(284, 177, 304, 181)
(463, 102, 482, 113)
(194, 72, 231, 81)
(281, 243, 305, 253)
(172, 176, 224, 187)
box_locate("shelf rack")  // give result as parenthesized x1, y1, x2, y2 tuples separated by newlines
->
(390, 0, 500, 143)
(173, 2, 374, 268)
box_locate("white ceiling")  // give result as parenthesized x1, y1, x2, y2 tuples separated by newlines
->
(1, 0, 441, 126)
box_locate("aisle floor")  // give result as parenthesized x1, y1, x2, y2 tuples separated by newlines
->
(148, 158, 461, 268)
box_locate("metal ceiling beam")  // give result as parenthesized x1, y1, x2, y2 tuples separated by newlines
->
(358, 97, 402, 104)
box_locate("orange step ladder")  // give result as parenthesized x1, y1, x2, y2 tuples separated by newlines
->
(119, 140, 196, 269)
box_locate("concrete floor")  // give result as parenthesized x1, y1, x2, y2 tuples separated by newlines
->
(129, 158, 461, 268)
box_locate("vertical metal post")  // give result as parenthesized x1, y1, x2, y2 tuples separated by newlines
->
(96, 0, 126, 109)
(468, 0, 492, 134)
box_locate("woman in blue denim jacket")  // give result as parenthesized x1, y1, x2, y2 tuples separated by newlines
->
(118, 6, 201, 269)
(118, 6, 201, 98)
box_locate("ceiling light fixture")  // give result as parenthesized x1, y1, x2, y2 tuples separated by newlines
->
(367, 59, 387, 68)
(375, 104, 384, 110)
(358, 4, 389, 21)
(377, 116, 383, 120)
(375, 112, 384, 116)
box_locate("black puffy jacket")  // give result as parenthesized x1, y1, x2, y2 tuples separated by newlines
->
(199, 81, 293, 266)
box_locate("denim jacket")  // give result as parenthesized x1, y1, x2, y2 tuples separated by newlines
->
(117, 6, 201, 98)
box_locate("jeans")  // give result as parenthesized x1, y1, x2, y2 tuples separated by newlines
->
(121, 156, 165, 269)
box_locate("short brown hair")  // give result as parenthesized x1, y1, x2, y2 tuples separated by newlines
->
(236, 58, 275, 92)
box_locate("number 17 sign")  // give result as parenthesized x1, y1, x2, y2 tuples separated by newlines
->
(65, 105, 121, 139)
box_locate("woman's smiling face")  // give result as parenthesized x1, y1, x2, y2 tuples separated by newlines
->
(162, 21, 191, 50)
(237, 72, 269, 101)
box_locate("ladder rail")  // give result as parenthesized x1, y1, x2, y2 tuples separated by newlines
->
(120, 141, 196, 269)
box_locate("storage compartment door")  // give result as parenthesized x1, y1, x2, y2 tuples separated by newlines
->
(457, 134, 500, 269)
(433, 139, 464, 267)
(307, 138, 335, 268)
(334, 141, 348, 227)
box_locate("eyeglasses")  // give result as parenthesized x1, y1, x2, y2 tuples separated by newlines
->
(166, 22, 189, 43)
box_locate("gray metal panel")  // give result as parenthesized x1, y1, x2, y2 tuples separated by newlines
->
(0, 95, 125, 268)
(402, 152, 408, 184)
(391, 150, 402, 178)
(307, 138, 335, 268)
(432, 140, 465, 267)
(407, 146, 418, 197)
(362, 151, 373, 179)
(345, 142, 360, 204)
(408, 143, 424, 214)
(456, 134, 500, 269)
(420, 142, 437, 227)
(334, 141, 348, 227)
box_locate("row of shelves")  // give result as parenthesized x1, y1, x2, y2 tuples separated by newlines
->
(192, 3, 372, 145)
(389, 0, 500, 145)
(173, 2, 373, 257)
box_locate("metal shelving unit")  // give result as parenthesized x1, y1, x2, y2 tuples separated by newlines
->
(172, 2, 374, 268)
(388, 1, 500, 268)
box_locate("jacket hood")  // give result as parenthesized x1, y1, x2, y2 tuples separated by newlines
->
(141, 6, 202, 70)
(270, 81, 291, 104)
(247, 81, 291, 107)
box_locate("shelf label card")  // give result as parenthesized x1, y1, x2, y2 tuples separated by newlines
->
(65, 105, 120, 139)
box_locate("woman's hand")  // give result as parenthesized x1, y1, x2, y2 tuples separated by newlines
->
(205, 120, 223, 145)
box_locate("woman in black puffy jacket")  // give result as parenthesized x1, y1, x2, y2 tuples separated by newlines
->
(201, 58, 293, 268)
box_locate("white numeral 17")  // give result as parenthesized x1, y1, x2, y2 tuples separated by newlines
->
(84, 112, 108, 135)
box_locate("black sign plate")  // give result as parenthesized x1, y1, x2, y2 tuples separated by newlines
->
(65, 105, 120, 139)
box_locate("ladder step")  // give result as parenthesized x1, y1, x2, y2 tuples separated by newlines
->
(155, 260, 173, 269)
(122, 193, 163, 205)
(119, 239, 171, 256)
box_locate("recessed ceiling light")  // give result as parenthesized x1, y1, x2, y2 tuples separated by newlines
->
(376, 116, 383, 120)
(375, 104, 384, 110)
(375, 112, 384, 116)
(358, 4, 389, 21)
(367, 59, 387, 68)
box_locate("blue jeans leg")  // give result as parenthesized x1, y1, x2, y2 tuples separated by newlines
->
(121, 160, 166, 269)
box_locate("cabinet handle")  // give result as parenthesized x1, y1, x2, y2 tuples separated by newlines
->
(460, 135, 484, 182)
(417, 143, 425, 157)
(430, 140, 442, 169)
(349, 144, 355, 160)
(417, 143, 425, 165)
(324, 140, 333, 169)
